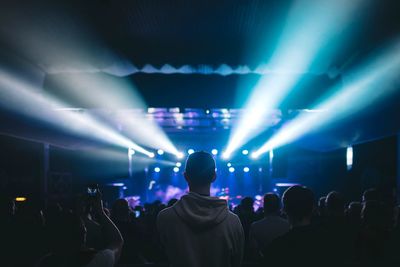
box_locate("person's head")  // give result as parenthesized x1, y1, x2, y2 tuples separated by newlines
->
(346, 201, 362, 225)
(325, 191, 345, 217)
(240, 197, 255, 212)
(361, 200, 386, 228)
(263, 193, 281, 216)
(282, 185, 314, 226)
(318, 196, 326, 216)
(362, 188, 381, 203)
(184, 151, 216, 192)
(111, 199, 130, 222)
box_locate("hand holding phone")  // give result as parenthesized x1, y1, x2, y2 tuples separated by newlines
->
(87, 184, 99, 197)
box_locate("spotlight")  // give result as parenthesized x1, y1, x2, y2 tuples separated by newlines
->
(227, 163, 232, 167)
(211, 149, 218, 155)
(253, 41, 400, 157)
(346, 146, 353, 170)
(243, 167, 250, 173)
(128, 148, 135, 156)
(173, 167, 180, 173)
(157, 149, 164, 155)
(176, 162, 182, 167)
(224, 0, 363, 156)
(251, 152, 259, 159)
(229, 167, 235, 173)
(154, 167, 160, 173)
(242, 149, 249, 155)
(188, 149, 195, 155)
(149, 152, 155, 158)
(205, 109, 210, 114)
(273, 188, 278, 192)
(222, 152, 231, 159)
(176, 152, 184, 159)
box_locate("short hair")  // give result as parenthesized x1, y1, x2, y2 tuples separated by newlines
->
(362, 188, 381, 202)
(283, 186, 314, 221)
(362, 200, 386, 227)
(263, 193, 280, 214)
(185, 151, 216, 185)
(325, 191, 345, 214)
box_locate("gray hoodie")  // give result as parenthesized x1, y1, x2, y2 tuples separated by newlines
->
(157, 192, 244, 267)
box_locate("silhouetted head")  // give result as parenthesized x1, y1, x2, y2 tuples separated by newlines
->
(240, 197, 255, 212)
(263, 193, 280, 215)
(362, 200, 386, 228)
(111, 198, 130, 221)
(325, 191, 345, 217)
(283, 186, 314, 225)
(184, 151, 216, 186)
(318, 196, 326, 216)
(346, 201, 362, 225)
(362, 188, 381, 202)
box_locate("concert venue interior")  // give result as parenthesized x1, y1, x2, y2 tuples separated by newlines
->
(0, 1, 399, 266)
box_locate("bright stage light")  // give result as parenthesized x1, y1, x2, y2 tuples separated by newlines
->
(15, 197, 27, 202)
(176, 152, 184, 159)
(251, 152, 259, 159)
(188, 149, 195, 155)
(242, 149, 249, 155)
(229, 167, 235, 173)
(243, 167, 250, 173)
(346, 146, 353, 170)
(157, 149, 164, 155)
(173, 167, 180, 173)
(211, 149, 218, 155)
(253, 41, 400, 156)
(224, 0, 362, 156)
(154, 167, 160, 173)
(222, 152, 231, 160)
(148, 152, 155, 158)
(128, 148, 135, 156)
(176, 162, 182, 167)
(227, 162, 232, 167)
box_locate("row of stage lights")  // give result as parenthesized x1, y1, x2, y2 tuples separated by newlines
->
(153, 162, 254, 174)
(140, 148, 257, 159)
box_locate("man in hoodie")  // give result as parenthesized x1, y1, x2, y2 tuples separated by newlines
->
(157, 151, 244, 267)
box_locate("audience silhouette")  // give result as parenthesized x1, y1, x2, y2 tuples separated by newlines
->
(1, 159, 399, 266)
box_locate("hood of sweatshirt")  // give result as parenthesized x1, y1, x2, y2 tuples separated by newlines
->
(173, 192, 229, 230)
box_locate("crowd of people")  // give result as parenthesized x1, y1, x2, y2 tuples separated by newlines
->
(1, 151, 399, 266)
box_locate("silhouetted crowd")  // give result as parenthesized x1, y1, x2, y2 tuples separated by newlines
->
(1, 152, 399, 267)
(1, 187, 399, 266)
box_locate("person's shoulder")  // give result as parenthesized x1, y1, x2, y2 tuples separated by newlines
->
(227, 211, 244, 227)
(157, 206, 178, 225)
(251, 217, 267, 226)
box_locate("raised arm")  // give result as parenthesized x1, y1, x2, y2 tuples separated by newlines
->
(92, 194, 124, 261)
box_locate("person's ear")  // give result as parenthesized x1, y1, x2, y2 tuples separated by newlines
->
(184, 172, 189, 183)
(211, 171, 216, 183)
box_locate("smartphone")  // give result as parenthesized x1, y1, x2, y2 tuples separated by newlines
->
(135, 210, 140, 218)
